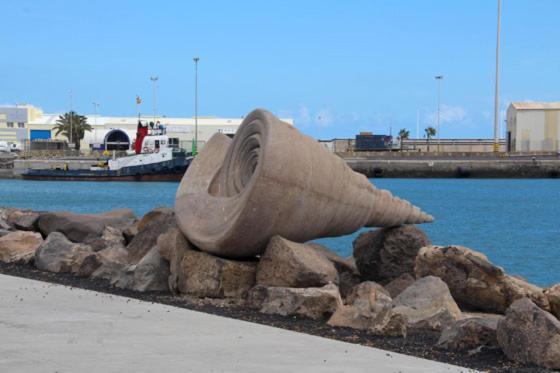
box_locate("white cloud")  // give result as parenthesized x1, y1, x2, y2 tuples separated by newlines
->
(427, 104, 467, 125)
(297, 105, 311, 125)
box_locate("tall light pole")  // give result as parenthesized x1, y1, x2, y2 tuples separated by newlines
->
(69, 89, 73, 148)
(92, 101, 99, 145)
(435, 75, 443, 152)
(493, 0, 502, 152)
(92, 101, 99, 126)
(150, 76, 158, 123)
(193, 57, 199, 155)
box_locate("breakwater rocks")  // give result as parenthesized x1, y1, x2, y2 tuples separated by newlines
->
(1, 206, 560, 371)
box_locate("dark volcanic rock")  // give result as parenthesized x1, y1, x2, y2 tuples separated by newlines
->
(126, 207, 175, 263)
(180, 249, 257, 298)
(37, 209, 136, 243)
(353, 225, 430, 283)
(35, 232, 94, 273)
(415, 245, 550, 313)
(115, 247, 170, 292)
(307, 243, 361, 298)
(545, 284, 560, 320)
(7, 210, 40, 231)
(328, 281, 393, 332)
(384, 273, 416, 299)
(156, 227, 192, 293)
(256, 236, 338, 288)
(250, 283, 342, 320)
(437, 314, 502, 352)
(497, 298, 560, 370)
(391, 276, 462, 332)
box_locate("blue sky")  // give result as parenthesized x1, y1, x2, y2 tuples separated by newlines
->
(2, 0, 559, 139)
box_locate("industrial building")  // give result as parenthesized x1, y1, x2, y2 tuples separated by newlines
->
(507, 102, 560, 152)
(0, 104, 293, 151)
(319, 138, 506, 153)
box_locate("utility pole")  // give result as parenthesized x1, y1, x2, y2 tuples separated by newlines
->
(435, 75, 444, 152)
(69, 89, 73, 148)
(92, 101, 99, 144)
(193, 57, 200, 155)
(493, 0, 502, 152)
(150, 76, 159, 123)
(92, 101, 99, 126)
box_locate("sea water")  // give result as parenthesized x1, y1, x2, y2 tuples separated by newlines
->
(1, 179, 558, 286)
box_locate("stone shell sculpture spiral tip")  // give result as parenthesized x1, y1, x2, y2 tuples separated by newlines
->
(175, 108, 433, 258)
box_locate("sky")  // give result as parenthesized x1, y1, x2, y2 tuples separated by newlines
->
(1, 0, 560, 140)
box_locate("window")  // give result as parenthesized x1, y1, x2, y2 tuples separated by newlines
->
(7, 122, 14, 128)
(17, 122, 25, 128)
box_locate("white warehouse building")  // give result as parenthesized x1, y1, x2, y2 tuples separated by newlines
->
(0, 104, 293, 151)
(506, 102, 560, 152)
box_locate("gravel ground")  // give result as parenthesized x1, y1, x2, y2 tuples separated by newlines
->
(0, 262, 551, 373)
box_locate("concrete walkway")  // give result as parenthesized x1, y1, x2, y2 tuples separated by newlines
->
(0, 274, 471, 373)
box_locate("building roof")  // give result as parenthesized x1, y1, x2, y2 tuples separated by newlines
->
(29, 114, 294, 127)
(510, 102, 560, 110)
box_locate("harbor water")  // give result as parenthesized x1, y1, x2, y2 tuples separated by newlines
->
(1, 179, 558, 287)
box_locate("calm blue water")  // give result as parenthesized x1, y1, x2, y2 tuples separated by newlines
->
(1, 179, 558, 286)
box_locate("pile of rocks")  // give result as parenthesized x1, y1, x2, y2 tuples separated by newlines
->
(1, 206, 559, 370)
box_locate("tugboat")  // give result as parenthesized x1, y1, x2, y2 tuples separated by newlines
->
(22, 122, 193, 181)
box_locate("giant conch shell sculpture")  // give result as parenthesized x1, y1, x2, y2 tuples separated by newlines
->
(175, 109, 433, 258)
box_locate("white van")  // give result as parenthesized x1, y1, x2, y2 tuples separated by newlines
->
(0, 141, 9, 153)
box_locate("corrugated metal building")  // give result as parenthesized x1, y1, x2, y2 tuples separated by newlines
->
(507, 102, 560, 152)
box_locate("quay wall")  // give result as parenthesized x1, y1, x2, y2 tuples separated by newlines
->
(345, 158, 560, 178)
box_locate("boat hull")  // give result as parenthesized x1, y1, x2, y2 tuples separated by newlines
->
(21, 157, 191, 182)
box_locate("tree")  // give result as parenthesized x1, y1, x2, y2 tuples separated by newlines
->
(53, 111, 92, 150)
(424, 126, 436, 152)
(397, 128, 410, 150)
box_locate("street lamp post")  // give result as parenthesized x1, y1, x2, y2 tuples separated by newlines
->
(493, 0, 502, 153)
(150, 76, 159, 123)
(69, 89, 73, 148)
(193, 57, 199, 155)
(92, 101, 100, 145)
(435, 75, 444, 152)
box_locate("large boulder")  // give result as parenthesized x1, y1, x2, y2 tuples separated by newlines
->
(415, 245, 550, 313)
(391, 276, 462, 332)
(156, 227, 192, 293)
(437, 314, 502, 352)
(328, 281, 394, 332)
(384, 273, 416, 298)
(353, 225, 430, 284)
(6, 209, 40, 231)
(126, 207, 175, 263)
(115, 247, 170, 292)
(77, 228, 129, 277)
(250, 283, 342, 320)
(37, 209, 136, 243)
(0, 231, 43, 264)
(83, 226, 126, 252)
(35, 232, 94, 273)
(497, 298, 560, 370)
(256, 236, 338, 288)
(545, 284, 560, 320)
(307, 243, 361, 298)
(179, 249, 257, 298)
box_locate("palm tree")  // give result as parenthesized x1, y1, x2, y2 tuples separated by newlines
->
(53, 111, 92, 150)
(424, 126, 436, 152)
(397, 128, 410, 150)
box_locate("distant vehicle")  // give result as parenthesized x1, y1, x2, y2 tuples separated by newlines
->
(9, 143, 21, 152)
(355, 132, 393, 151)
(0, 141, 10, 153)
